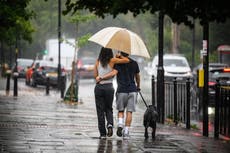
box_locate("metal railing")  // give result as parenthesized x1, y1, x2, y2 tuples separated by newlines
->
(214, 82, 230, 139)
(153, 77, 192, 129)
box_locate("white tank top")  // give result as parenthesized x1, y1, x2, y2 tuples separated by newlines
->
(98, 62, 113, 84)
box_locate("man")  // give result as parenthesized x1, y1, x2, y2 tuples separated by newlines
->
(99, 51, 140, 139)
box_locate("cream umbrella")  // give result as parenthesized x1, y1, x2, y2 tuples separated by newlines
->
(88, 27, 150, 58)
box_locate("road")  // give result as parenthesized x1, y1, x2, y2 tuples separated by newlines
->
(0, 77, 230, 153)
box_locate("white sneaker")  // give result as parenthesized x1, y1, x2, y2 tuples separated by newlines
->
(123, 131, 130, 139)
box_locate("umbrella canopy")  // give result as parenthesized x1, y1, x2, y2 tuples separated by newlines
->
(88, 27, 150, 58)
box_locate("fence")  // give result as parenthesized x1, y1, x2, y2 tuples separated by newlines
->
(214, 82, 230, 138)
(143, 75, 230, 139)
(152, 77, 192, 129)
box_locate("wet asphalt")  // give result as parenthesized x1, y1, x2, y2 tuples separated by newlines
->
(0, 77, 230, 153)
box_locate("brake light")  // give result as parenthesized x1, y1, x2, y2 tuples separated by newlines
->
(38, 67, 42, 71)
(77, 60, 82, 69)
(208, 81, 216, 86)
(38, 67, 45, 72)
(17, 66, 23, 71)
(223, 68, 230, 72)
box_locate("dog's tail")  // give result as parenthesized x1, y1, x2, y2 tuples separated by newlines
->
(138, 91, 148, 108)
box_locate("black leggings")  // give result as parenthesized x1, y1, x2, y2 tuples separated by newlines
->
(94, 83, 114, 136)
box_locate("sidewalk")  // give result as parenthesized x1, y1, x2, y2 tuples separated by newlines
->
(0, 78, 230, 153)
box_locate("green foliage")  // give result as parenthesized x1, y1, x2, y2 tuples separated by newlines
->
(0, 0, 34, 43)
(77, 33, 92, 48)
(1, 0, 228, 65)
(210, 19, 230, 51)
(167, 114, 174, 119)
(190, 124, 199, 130)
(68, 11, 96, 24)
(64, 0, 230, 28)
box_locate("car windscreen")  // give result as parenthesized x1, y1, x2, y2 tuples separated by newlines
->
(212, 71, 230, 77)
(18, 60, 33, 68)
(82, 58, 95, 65)
(43, 66, 58, 72)
(210, 68, 230, 80)
(164, 59, 188, 67)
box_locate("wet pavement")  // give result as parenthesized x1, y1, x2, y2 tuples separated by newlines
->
(0, 77, 230, 153)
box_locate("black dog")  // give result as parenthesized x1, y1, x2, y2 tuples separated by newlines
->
(143, 105, 158, 139)
(138, 91, 158, 139)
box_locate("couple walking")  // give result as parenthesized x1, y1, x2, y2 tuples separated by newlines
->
(94, 47, 140, 139)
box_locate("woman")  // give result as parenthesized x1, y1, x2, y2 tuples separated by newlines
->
(94, 47, 129, 139)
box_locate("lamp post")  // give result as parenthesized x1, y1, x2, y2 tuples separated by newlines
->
(58, 0, 62, 95)
(157, 11, 165, 123)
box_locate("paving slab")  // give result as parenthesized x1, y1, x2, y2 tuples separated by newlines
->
(0, 78, 229, 153)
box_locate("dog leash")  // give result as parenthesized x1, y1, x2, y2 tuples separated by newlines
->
(138, 91, 148, 108)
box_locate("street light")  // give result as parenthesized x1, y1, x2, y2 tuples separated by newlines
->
(157, 11, 165, 124)
(58, 0, 62, 96)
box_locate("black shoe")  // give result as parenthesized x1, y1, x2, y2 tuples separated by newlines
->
(116, 127, 123, 137)
(107, 127, 113, 137)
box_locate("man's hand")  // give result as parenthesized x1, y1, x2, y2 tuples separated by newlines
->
(95, 76, 102, 83)
(137, 87, 141, 91)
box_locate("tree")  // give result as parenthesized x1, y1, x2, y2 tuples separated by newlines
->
(0, 0, 34, 42)
(64, 0, 230, 27)
(0, 0, 35, 65)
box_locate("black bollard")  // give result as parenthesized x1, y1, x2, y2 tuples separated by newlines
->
(5, 70, 11, 95)
(60, 76, 65, 98)
(173, 77, 178, 124)
(46, 77, 50, 95)
(13, 72, 18, 97)
(186, 78, 191, 129)
(214, 79, 220, 139)
(152, 75, 155, 106)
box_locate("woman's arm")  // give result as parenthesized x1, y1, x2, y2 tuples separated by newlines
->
(94, 60, 100, 82)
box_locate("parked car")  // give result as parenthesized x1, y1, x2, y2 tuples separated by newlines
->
(12, 58, 33, 78)
(77, 57, 95, 79)
(192, 62, 228, 77)
(26, 60, 66, 87)
(147, 54, 193, 81)
(208, 67, 230, 106)
(193, 63, 229, 107)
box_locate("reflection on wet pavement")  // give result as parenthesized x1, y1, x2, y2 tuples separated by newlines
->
(0, 78, 229, 152)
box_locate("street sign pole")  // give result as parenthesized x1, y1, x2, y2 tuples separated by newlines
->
(202, 23, 209, 137)
(13, 37, 18, 97)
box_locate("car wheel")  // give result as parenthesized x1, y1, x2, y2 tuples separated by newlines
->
(30, 77, 37, 87)
(25, 77, 30, 85)
(25, 79, 28, 85)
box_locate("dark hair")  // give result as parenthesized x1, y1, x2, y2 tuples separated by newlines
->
(98, 47, 113, 67)
(120, 51, 129, 57)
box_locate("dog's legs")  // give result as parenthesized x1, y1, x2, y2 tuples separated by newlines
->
(151, 122, 156, 139)
(144, 127, 149, 139)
